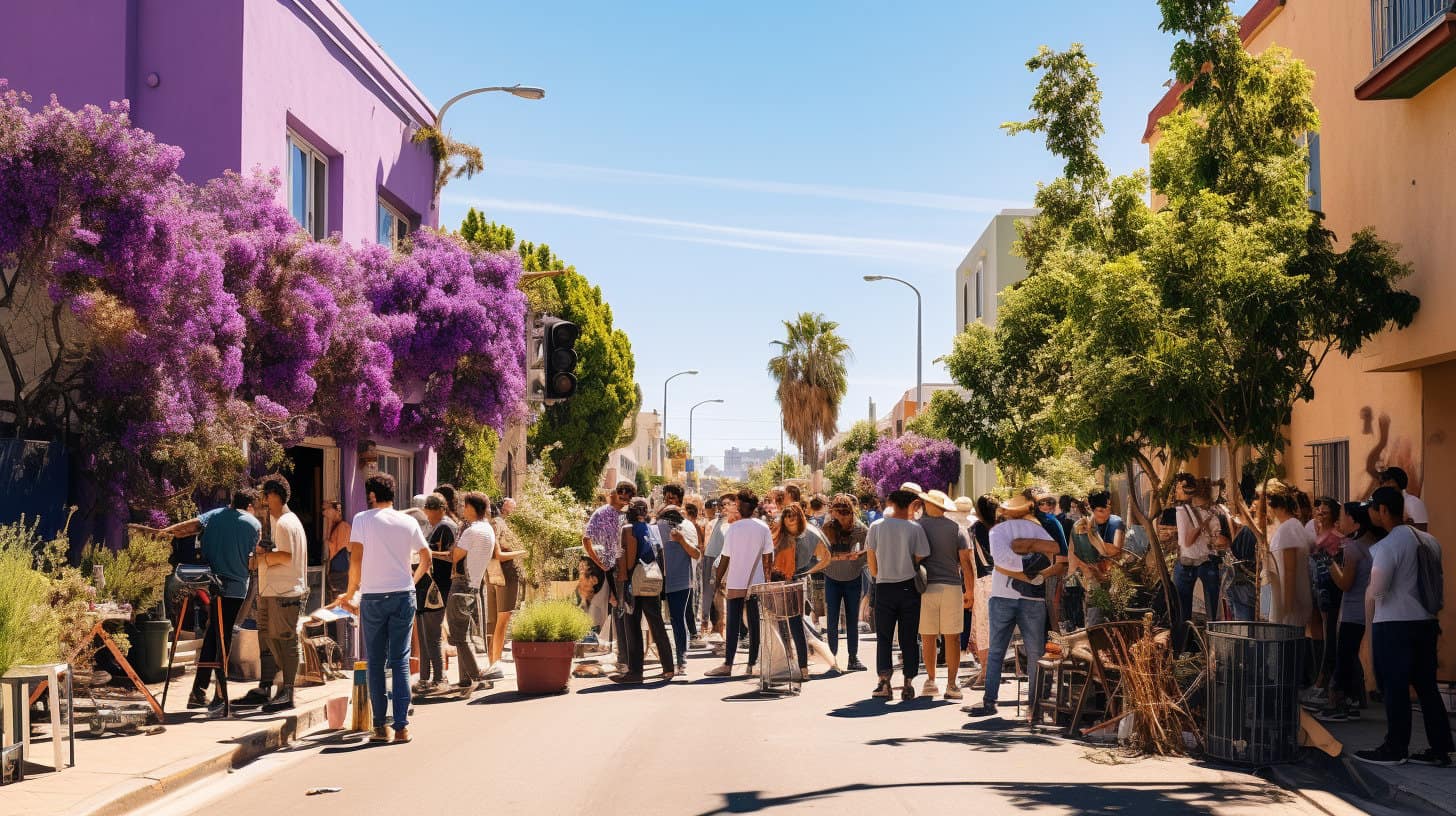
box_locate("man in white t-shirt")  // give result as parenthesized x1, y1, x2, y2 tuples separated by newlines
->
(336, 473, 430, 744)
(240, 475, 310, 713)
(965, 493, 1059, 718)
(446, 492, 496, 692)
(1378, 467, 1428, 531)
(705, 489, 774, 677)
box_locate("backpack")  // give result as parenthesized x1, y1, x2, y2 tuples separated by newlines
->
(1413, 528, 1443, 616)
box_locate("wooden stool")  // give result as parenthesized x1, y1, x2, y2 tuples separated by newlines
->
(1, 663, 74, 773)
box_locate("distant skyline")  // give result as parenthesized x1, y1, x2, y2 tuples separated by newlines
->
(345, 0, 1259, 459)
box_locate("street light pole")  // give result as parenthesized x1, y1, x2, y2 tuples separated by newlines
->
(435, 84, 545, 132)
(864, 275, 923, 410)
(662, 370, 699, 476)
(689, 399, 724, 489)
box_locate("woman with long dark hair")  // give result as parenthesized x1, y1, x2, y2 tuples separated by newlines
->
(769, 503, 814, 679)
(809, 494, 868, 671)
(1316, 501, 1375, 722)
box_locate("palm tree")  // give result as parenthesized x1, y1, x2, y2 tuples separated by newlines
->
(767, 313, 851, 471)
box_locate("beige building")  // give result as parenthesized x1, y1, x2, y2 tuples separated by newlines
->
(600, 410, 662, 491)
(952, 208, 1039, 497)
(1145, 0, 1456, 670)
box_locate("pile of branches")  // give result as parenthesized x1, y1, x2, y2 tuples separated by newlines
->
(1107, 615, 1205, 756)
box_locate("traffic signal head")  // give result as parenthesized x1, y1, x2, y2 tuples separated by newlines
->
(543, 316, 579, 400)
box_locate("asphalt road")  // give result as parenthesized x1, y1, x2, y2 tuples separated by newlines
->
(135, 638, 1329, 816)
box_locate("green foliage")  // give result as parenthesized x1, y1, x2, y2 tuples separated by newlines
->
(0, 521, 61, 676)
(992, 447, 1100, 500)
(634, 466, 652, 498)
(412, 126, 484, 199)
(665, 434, 688, 460)
(508, 599, 593, 643)
(438, 415, 500, 497)
(1087, 565, 1140, 621)
(504, 453, 589, 588)
(747, 454, 802, 496)
(768, 314, 852, 469)
(83, 534, 173, 615)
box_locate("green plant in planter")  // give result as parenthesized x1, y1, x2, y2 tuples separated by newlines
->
(509, 599, 592, 643)
(0, 521, 61, 676)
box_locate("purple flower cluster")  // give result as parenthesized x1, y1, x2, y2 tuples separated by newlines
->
(0, 83, 526, 504)
(857, 433, 962, 497)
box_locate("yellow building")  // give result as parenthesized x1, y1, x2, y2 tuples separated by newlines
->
(1146, 0, 1456, 671)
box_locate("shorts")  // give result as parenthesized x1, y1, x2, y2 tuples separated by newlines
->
(487, 566, 520, 619)
(918, 583, 964, 635)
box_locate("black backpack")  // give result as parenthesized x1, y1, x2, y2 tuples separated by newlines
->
(1413, 528, 1444, 616)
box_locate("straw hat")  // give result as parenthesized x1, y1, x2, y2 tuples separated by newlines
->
(999, 494, 1036, 515)
(916, 488, 957, 514)
(899, 482, 924, 495)
(952, 496, 976, 515)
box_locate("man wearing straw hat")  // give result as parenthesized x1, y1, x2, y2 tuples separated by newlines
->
(913, 487, 975, 701)
(965, 493, 1060, 719)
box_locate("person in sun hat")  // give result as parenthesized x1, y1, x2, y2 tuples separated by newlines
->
(964, 492, 1059, 719)
(947, 496, 989, 660)
(912, 487, 974, 700)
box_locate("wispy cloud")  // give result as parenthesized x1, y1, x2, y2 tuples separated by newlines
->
(487, 158, 1027, 214)
(446, 194, 966, 263)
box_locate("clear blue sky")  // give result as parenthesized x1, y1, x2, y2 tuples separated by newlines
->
(348, 0, 1255, 468)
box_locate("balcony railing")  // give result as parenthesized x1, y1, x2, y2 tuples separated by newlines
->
(1372, 0, 1456, 65)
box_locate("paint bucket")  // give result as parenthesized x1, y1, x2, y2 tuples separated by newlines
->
(325, 696, 348, 730)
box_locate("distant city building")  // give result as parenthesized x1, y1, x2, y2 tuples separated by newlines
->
(722, 446, 776, 480)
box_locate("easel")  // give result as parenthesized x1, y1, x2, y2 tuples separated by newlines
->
(161, 589, 230, 716)
(66, 613, 165, 722)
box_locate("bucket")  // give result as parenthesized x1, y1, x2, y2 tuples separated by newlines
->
(325, 696, 348, 730)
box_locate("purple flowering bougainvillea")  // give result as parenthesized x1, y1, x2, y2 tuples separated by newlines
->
(857, 433, 962, 497)
(0, 82, 527, 517)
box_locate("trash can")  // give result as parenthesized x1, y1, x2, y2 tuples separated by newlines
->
(130, 618, 173, 684)
(1205, 621, 1303, 765)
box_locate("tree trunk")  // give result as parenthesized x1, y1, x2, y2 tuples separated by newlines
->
(1127, 455, 1178, 630)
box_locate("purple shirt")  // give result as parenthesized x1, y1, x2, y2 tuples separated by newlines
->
(586, 504, 624, 569)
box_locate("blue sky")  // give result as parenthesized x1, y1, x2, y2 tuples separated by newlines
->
(348, 0, 1255, 469)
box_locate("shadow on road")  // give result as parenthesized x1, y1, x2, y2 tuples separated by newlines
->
(865, 719, 1061, 753)
(693, 780, 1293, 815)
(824, 696, 953, 718)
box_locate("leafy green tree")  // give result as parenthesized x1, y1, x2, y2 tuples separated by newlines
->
(746, 454, 801, 497)
(767, 314, 851, 470)
(665, 434, 688, 460)
(824, 419, 883, 495)
(437, 414, 500, 498)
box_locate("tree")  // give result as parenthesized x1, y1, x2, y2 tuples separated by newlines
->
(746, 453, 802, 497)
(437, 414, 499, 497)
(459, 210, 638, 502)
(665, 434, 688, 461)
(767, 313, 851, 470)
(823, 419, 883, 495)
(857, 434, 961, 497)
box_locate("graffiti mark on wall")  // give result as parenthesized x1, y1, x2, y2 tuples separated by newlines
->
(1360, 407, 1422, 498)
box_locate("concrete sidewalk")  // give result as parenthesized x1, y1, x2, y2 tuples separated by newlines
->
(1, 675, 353, 816)
(1308, 701, 1456, 815)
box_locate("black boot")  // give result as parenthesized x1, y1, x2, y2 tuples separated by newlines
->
(261, 685, 294, 713)
(235, 685, 272, 708)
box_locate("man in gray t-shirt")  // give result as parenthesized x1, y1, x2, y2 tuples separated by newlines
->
(914, 489, 974, 699)
(866, 488, 930, 699)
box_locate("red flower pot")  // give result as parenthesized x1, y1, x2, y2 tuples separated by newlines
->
(512, 641, 576, 694)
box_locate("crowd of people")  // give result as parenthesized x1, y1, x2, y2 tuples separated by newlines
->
(140, 462, 1448, 767)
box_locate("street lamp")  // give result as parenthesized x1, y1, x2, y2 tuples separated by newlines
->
(662, 370, 698, 475)
(688, 399, 724, 488)
(864, 275, 923, 410)
(435, 84, 545, 132)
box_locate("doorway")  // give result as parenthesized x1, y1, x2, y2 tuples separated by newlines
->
(284, 446, 324, 566)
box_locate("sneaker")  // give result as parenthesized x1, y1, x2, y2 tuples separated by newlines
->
(676, 662, 688, 675)
(481, 664, 506, 681)
(186, 689, 208, 709)
(945, 684, 963, 701)
(901, 682, 916, 702)
(1355, 746, 1408, 766)
(369, 726, 391, 743)
(871, 679, 892, 699)
(689, 638, 707, 650)
(1314, 707, 1350, 723)
(261, 686, 294, 713)
(703, 664, 733, 677)
(205, 697, 230, 720)
(391, 727, 412, 744)
(922, 680, 939, 697)
(1407, 749, 1453, 768)
(964, 702, 997, 717)
(1343, 705, 1362, 720)
(846, 658, 867, 672)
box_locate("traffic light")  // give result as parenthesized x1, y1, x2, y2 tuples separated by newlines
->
(542, 316, 579, 401)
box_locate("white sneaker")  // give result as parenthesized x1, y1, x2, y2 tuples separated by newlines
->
(922, 679, 939, 697)
(481, 664, 506, 681)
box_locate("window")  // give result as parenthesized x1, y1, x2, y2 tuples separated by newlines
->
(287, 133, 328, 239)
(974, 261, 984, 319)
(1304, 133, 1322, 212)
(377, 199, 410, 249)
(962, 283, 969, 329)
(1306, 439, 1349, 502)
(375, 451, 414, 510)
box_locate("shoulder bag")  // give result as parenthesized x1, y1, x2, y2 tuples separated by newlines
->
(630, 531, 664, 597)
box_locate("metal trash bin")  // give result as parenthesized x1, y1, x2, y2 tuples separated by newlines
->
(750, 581, 805, 696)
(1205, 621, 1303, 765)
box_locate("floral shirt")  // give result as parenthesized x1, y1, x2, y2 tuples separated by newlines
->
(586, 504, 624, 569)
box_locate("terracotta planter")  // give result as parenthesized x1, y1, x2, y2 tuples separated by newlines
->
(512, 641, 576, 694)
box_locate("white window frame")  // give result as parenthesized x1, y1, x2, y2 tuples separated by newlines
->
(374, 448, 415, 511)
(377, 199, 410, 250)
(287, 131, 328, 239)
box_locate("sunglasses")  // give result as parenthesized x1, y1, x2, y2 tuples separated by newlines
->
(1037, 499, 1057, 507)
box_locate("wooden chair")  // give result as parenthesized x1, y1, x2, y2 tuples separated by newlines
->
(1067, 621, 1144, 737)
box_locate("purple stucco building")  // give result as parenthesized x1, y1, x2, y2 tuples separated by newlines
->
(2, 0, 443, 559)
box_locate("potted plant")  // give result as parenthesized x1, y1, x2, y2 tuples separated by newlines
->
(508, 599, 591, 694)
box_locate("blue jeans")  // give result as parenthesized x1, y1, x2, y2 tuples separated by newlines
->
(362, 590, 415, 730)
(983, 596, 1047, 706)
(824, 576, 862, 661)
(1173, 559, 1220, 652)
(665, 589, 692, 664)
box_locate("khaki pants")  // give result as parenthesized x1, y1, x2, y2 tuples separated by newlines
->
(446, 577, 482, 685)
(256, 594, 305, 687)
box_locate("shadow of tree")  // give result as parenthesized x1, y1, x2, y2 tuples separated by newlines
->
(825, 696, 953, 719)
(865, 720, 1062, 753)
(694, 780, 1294, 815)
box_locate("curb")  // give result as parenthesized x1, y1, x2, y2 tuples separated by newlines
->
(67, 699, 331, 816)
(1270, 750, 1456, 816)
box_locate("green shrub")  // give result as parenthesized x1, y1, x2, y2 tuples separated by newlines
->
(0, 522, 61, 676)
(82, 533, 173, 615)
(509, 599, 592, 643)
